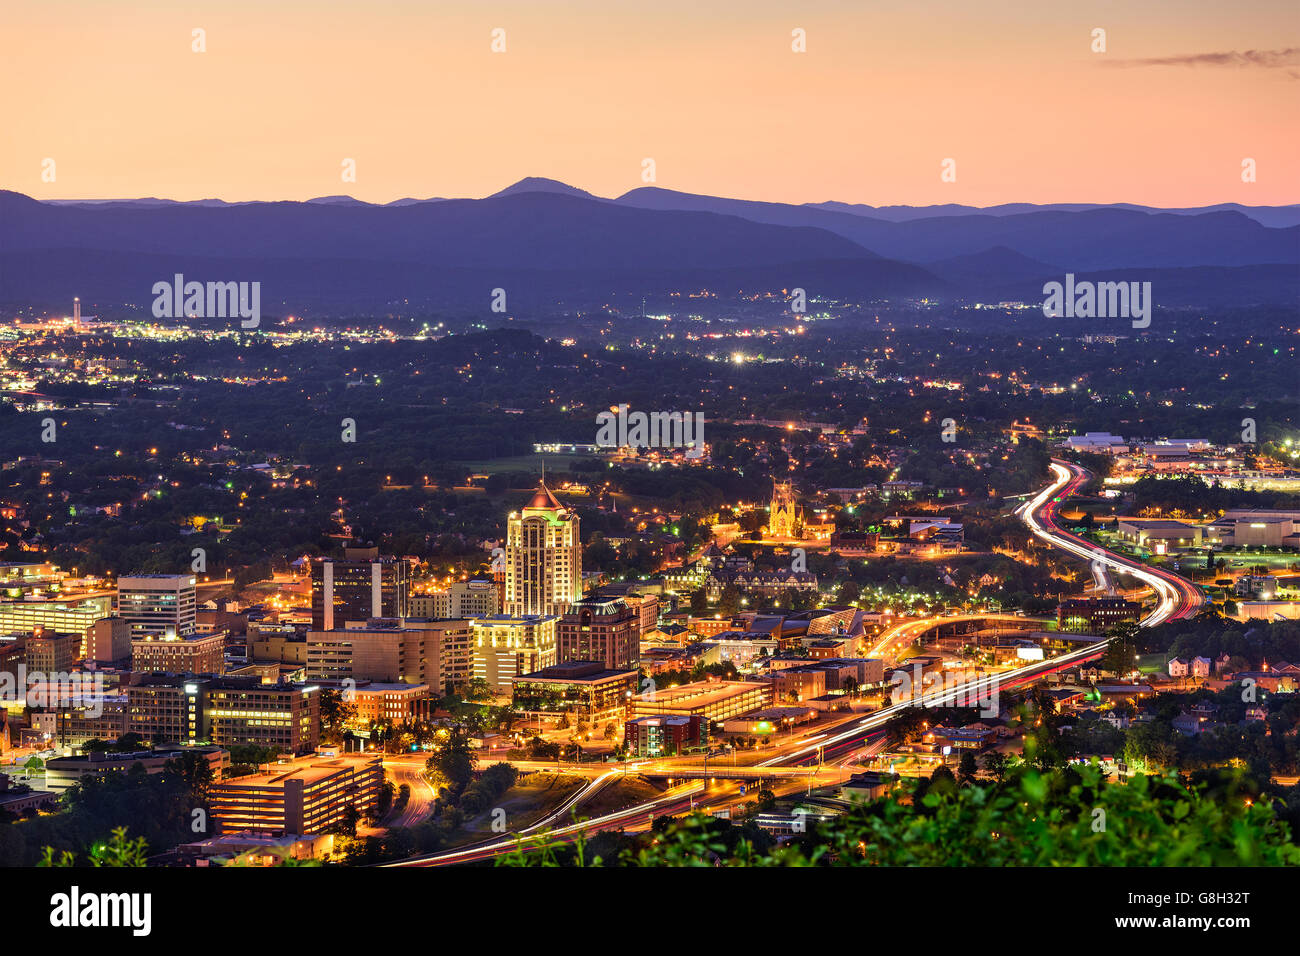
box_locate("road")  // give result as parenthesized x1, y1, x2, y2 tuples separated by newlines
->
(383, 635, 1108, 867)
(383, 779, 706, 867)
(384, 461, 1201, 865)
(383, 758, 437, 829)
(866, 612, 1048, 658)
(1016, 460, 1204, 626)
(757, 638, 1109, 769)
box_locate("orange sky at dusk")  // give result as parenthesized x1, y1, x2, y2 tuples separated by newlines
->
(2, 0, 1297, 206)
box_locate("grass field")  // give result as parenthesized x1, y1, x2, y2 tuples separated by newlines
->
(454, 771, 586, 841)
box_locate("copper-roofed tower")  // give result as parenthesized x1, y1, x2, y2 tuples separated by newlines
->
(504, 481, 582, 616)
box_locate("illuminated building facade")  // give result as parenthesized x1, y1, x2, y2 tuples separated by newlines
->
(471, 615, 558, 694)
(117, 574, 197, 638)
(557, 597, 639, 669)
(1057, 598, 1142, 635)
(504, 484, 582, 617)
(624, 714, 707, 757)
(769, 479, 800, 538)
(126, 676, 320, 754)
(310, 547, 409, 631)
(208, 753, 382, 835)
(511, 660, 638, 723)
(131, 630, 225, 674)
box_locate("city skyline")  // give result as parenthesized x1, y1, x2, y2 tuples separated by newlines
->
(3, 0, 1299, 915)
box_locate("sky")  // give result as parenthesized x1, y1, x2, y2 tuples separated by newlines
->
(2, 0, 1297, 206)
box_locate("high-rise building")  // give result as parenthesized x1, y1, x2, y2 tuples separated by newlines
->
(85, 616, 132, 666)
(311, 547, 409, 631)
(558, 597, 639, 669)
(24, 628, 79, 673)
(117, 574, 197, 638)
(504, 484, 582, 617)
(126, 675, 320, 754)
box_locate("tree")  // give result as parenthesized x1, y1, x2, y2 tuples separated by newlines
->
(335, 804, 360, 837)
(39, 827, 149, 868)
(319, 688, 357, 745)
(1102, 621, 1140, 676)
(426, 729, 477, 789)
(499, 766, 1300, 867)
(958, 751, 978, 785)
(981, 750, 1009, 783)
(164, 751, 214, 798)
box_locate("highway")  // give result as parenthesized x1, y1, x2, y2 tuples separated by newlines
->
(383, 635, 1108, 866)
(758, 637, 1109, 769)
(384, 779, 705, 867)
(1015, 459, 1203, 626)
(383, 460, 1201, 865)
(867, 611, 1047, 658)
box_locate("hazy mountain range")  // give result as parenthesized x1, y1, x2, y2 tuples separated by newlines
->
(3, 178, 1297, 313)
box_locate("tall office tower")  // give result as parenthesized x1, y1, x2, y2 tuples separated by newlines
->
(311, 546, 409, 631)
(504, 483, 582, 617)
(73, 297, 80, 324)
(558, 597, 639, 669)
(117, 574, 197, 638)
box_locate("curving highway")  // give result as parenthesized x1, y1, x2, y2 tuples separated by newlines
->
(1016, 460, 1203, 626)
(383, 461, 1202, 866)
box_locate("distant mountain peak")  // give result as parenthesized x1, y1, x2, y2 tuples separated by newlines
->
(488, 177, 601, 200)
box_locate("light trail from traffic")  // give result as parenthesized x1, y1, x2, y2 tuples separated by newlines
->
(386, 461, 1203, 866)
(1016, 460, 1203, 626)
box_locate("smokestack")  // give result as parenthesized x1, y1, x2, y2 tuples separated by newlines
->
(73, 297, 80, 324)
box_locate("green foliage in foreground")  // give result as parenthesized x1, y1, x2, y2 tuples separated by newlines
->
(497, 765, 1300, 867)
(39, 827, 149, 868)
